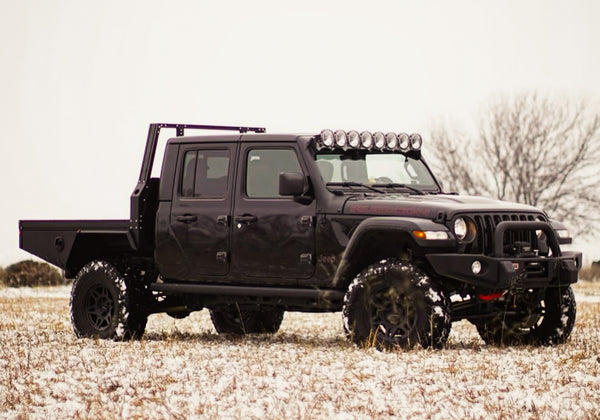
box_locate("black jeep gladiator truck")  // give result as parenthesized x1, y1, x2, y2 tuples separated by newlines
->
(20, 123, 582, 349)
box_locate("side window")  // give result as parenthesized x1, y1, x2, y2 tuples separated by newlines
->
(180, 149, 230, 198)
(181, 151, 197, 197)
(246, 149, 302, 198)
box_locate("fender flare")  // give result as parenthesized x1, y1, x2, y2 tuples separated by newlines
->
(332, 217, 454, 288)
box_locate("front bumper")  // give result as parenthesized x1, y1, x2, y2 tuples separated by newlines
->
(426, 251, 581, 290)
(425, 221, 582, 290)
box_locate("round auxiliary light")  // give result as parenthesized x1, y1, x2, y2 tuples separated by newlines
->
(360, 131, 373, 148)
(398, 133, 410, 152)
(385, 132, 398, 149)
(472, 260, 482, 275)
(347, 130, 360, 148)
(334, 130, 348, 148)
(454, 217, 468, 240)
(409, 133, 423, 151)
(321, 129, 334, 147)
(373, 132, 386, 149)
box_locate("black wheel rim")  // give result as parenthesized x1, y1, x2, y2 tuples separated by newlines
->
(501, 293, 545, 338)
(85, 285, 115, 331)
(369, 288, 417, 346)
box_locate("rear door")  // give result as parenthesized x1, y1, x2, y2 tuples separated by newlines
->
(232, 143, 316, 282)
(168, 143, 236, 279)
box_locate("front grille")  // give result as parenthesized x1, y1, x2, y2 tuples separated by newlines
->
(457, 213, 546, 256)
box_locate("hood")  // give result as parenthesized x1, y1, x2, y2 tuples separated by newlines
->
(343, 194, 543, 219)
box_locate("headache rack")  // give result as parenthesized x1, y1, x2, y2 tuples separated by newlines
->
(139, 123, 266, 183)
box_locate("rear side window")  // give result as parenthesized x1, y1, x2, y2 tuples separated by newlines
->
(246, 149, 302, 198)
(180, 149, 230, 198)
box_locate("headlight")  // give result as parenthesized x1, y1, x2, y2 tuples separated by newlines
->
(321, 129, 334, 147)
(398, 133, 410, 152)
(454, 217, 468, 240)
(385, 132, 398, 149)
(347, 130, 360, 148)
(555, 229, 572, 244)
(453, 216, 477, 242)
(409, 133, 423, 150)
(334, 130, 347, 148)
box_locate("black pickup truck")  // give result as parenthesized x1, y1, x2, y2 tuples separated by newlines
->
(20, 123, 582, 349)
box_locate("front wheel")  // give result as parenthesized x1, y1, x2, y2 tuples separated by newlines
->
(475, 286, 576, 346)
(210, 306, 284, 335)
(343, 259, 451, 350)
(70, 260, 147, 340)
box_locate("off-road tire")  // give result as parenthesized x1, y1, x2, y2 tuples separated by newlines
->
(475, 286, 576, 346)
(343, 259, 451, 350)
(209, 306, 284, 335)
(70, 260, 148, 340)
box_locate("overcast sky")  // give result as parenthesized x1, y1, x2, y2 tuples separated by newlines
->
(1, 0, 599, 265)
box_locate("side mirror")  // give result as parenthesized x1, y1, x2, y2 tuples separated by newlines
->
(279, 172, 305, 196)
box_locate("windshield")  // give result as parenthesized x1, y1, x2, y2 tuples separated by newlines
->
(315, 152, 438, 191)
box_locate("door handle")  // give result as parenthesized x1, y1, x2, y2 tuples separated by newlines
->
(235, 215, 258, 224)
(217, 215, 230, 226)
(176, 214, 198, 223)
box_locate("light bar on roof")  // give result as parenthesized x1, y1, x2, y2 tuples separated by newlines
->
(318, 129, 422, 152)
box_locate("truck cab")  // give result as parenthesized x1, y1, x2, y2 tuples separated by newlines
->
(155, 134, 317, 283)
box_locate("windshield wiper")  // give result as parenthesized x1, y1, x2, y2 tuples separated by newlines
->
(371, 183, 426, 195)
(326, 182, 386, 194)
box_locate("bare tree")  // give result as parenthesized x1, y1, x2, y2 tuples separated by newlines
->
(428, 92, 600, 237)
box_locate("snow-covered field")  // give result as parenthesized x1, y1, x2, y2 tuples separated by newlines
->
(1, 284, 599, 419)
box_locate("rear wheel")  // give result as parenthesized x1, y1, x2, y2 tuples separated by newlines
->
(210, 306, 284, 335)
(343, 259, 451, 350)
(70, 260, 147, 340)
(475, 286, 576, 346)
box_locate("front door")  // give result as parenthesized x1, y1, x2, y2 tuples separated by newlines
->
(169, 143, 236, 279)
(232, 144, 315, 282)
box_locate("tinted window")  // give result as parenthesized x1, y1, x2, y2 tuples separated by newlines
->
(181, 151, 197, 197)
(246, 149, 302, 198)
(181, 149, 230, 198)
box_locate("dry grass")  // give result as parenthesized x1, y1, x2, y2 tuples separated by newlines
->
(1, 283, 599, 419)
